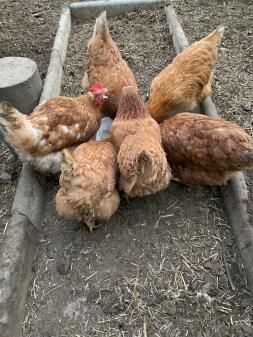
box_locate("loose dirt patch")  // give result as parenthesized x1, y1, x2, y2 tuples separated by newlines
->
(22, 5, 253, 337)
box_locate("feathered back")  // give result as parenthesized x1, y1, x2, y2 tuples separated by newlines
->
(116, 86, 147, 120)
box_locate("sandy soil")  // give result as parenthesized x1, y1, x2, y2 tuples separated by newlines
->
(0, 0, 253, 336)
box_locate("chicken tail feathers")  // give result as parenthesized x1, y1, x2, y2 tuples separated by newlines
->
(138, 150, 153, 173)
(216, 25, 225, 39)
(92, 11, 109, 41)
(203, 24, 225, 46)
(0, 101, 42, 153)
(117, 144, 154, 194)
(0, 101, 23, 129)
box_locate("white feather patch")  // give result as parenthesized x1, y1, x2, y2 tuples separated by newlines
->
(62, 126, 69, 134)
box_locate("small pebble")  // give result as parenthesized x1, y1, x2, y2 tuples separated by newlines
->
(0, 171, 11, 184)
(203, 261, 220, 274)
(167, 303, 176, 315)
(56, 256, 71, 275)
(241, 296, 253, 308)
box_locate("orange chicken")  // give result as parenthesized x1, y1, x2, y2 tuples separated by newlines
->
(111, 86, 171, 198)
(160, 112, 253, 185)
(147, 25, 224, 122)
(56, 137, 120, 232)
(82, 11, 138, 119)
(0, 82, 108, 173)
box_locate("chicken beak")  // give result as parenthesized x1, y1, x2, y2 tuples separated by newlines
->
(103, 93, 108, 100)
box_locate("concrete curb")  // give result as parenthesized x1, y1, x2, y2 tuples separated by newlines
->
(0, 57, 42, 115)
(165, 5, 253, 294)
(70, 0, 162, 21)
(0, 165, 45, 337)
(40, 7, 71, 102)
(0, 7, 71, 337)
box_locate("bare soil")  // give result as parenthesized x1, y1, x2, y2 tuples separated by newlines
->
(1, 1, 253, 336)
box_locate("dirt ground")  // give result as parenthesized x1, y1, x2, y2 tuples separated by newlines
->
(1, 0, 253, 336)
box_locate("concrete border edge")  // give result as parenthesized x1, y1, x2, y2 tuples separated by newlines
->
(70, 0, 163, 21)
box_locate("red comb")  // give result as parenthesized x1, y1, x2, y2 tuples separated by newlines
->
(88, 82, 105, 92)
(123, 79, 129, 86)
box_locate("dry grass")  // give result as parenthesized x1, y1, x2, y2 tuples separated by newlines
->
(86, 219, 252, 336)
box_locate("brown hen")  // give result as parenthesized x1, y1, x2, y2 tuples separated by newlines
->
(56, 137, 120, 232)
(160, 112, 253, 186)
(147, 25, 224, 122)
(111, 86, 171, 199)
(82, 11, 138, 118)
(0, 82, 108, 173)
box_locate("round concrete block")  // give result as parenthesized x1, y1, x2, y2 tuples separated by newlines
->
(0, 57, 42, 115)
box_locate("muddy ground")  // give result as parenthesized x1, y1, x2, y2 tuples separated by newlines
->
(0, 0, 253, 336)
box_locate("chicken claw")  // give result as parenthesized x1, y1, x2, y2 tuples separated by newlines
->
(85, 220, 104, 232)
(125, 193, 130, 204)
(85, 221, 96, 232)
